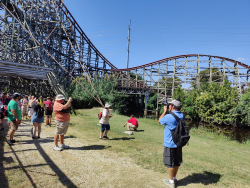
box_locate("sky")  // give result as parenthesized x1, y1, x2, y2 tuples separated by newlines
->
(63, 0, 250, 70)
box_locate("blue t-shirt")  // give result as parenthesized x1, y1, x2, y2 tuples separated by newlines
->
(160, 111, 183, 148)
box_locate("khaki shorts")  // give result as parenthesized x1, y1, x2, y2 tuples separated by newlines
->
(55, 120, 69, 135)
(8, 120, 19, 131)
(21, 106, 28, 114)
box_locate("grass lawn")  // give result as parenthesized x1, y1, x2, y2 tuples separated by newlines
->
(68, 108, 250, 188)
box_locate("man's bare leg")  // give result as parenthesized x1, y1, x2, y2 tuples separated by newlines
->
(168, 166, 179, 180)
(54, 134, 59, 146)
(9, 130, 15, 140)
(59, 135, 64, 145)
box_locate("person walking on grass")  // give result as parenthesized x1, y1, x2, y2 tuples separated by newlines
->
(53, 94, 72, 151)
(7, 93, 21, 144)
(158, 100, 183, 188)
(31, 104, 44, 139)
(99, 103, 112, 140)
(123, 115, 139, 131)
(0, 92, 11, 131)
(44, 97, 53, 127)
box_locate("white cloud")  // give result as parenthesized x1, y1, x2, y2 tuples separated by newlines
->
(237, 57, 246, 61)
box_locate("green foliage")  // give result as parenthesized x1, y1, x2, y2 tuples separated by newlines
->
(146, 92, 157, 112)
(192, 67, 227, 88)
(172, 87, 186, 104)
(182, 88, 201, 119)
(129, 72, 143, 80)
(69, 73, 130, 114)
(194, 81, 238, 124)
(158, 81, 242, 126)
(229, 90, 250, 127)
(155, 76, 181, 94)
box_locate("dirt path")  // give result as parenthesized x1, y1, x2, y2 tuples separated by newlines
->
(2, 120, 178, 188)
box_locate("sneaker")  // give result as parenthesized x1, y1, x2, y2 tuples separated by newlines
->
(163, 179, 176, 188)
(48, 124, 51, 127)
(59, 144, 69, 149)
(99, 138, 103, 140)
(0, 128, 4, 131)
(10, 140, 16, 143)
(53, 146, 62, 151)
(7, 140, 13, 145)
(103, 135, 109, 139)
(44, 125, 47, 128)
(174, 178, 177, 183)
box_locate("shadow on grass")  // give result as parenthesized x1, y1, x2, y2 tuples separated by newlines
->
(178, 171, 222, 186)
(70, 145, 111, 150)
(109, 137, 135, 141)
(134, 130, 144, 132)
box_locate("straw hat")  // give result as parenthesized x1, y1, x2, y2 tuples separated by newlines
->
(55, 94, 65, 101)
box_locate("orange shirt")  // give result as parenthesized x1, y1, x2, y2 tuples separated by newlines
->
(53, 101, 70, 122)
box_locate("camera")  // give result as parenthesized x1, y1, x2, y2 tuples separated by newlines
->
(162, 99, 169, 106)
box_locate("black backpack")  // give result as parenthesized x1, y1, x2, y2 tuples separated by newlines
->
(37, 108, 44, 118)
(170, 112, 190, 147)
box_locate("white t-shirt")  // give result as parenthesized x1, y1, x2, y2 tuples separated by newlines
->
(99, 109, 110, 124)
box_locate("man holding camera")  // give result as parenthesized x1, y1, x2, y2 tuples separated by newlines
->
(53, 94, 72, 151)
(158, 99, 183, 188)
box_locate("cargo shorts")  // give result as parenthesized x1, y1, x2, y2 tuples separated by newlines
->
(55, 120, 69, 135)
(8, 120, 19, 131)
(163, 146, 182, 168)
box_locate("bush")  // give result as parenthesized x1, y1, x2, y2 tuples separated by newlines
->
(229, 90, 250, 127)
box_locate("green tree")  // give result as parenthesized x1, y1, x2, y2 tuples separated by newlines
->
(69, 74, 130, 114)
(192, 67, 227, 89)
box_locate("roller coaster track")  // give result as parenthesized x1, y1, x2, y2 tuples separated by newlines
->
(0, 0, 249, 101)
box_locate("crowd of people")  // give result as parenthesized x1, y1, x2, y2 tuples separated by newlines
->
(0, 92, 73, 151)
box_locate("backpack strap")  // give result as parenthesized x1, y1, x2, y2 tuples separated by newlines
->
(170, 112, 183, 122)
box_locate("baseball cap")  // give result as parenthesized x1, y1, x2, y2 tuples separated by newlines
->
(169, 99, 181, 107)
(12, 93, 21, 98)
